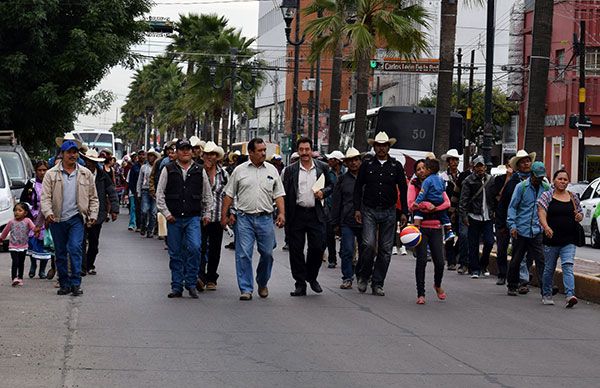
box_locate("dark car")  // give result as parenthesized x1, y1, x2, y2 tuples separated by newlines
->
(0, 131, 34, 200)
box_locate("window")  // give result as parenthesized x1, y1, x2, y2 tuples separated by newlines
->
(0, 152, 25, 181)
(580, 182, 598, 201)
(555, 49, 565, 80)
(585, 48, 600, 76)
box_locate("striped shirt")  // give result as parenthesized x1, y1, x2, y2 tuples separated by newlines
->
(207, 166, 229, 222)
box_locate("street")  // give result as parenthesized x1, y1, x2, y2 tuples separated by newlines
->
(1, 217, 600, 388)
(574, 244, 600, 263)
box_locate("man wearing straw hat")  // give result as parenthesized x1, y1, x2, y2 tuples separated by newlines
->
(331, 147, 363, 289)
(79, 149, 119, 276)
(41, 139, 99, 296)
(440, 148, 462, 271)
(324, 150, 345, 269)
(354, 132, 408, 296)
(198, 141, 228, 291)
(137, 148, 160, 238)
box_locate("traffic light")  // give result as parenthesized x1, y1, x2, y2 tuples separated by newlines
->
(370, 60, 382, 70)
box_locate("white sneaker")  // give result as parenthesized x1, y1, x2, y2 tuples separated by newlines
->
(400, 246, 407, 255)
(392, 246, 398, 255)
(542, 296, 555, 305)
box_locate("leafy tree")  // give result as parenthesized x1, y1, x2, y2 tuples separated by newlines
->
(419, 81, 518, 142)
(0, 0, 151, 151)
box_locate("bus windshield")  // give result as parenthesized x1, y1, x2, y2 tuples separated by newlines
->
(73, 132, 114, 154)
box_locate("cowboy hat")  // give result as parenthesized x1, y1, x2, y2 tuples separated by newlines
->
(189, 136, 202, 148)
(79, 148, 106, 163)
(343, 147, 361, 160)
(367, 131, 397, 146)
(228, 150, 241, 163)
(55, 133, 82, 149)
(203, 141, 224, 160)
(325, 150, 345, 161)
(441, 149, 461, 161)
(509, 149, 536, 170)
(146, 148, 161, 159)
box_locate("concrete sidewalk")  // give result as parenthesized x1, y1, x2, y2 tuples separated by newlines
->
(1, 218, 599, 387)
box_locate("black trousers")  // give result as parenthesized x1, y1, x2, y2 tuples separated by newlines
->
(495, 226, 510, 279)
(11, 251, 26, 279)
(200, 221, 224, 283)
(288, 206, 325, 288)
(85, 223, 103, 271)
(134, 196, 142, 230)
(414, 228, 445, 297)
(326, 221, 337, 264)
(507, 233, 545, 292)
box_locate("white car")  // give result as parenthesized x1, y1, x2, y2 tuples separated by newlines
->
(579, 177, 600, 248)
(0, 158, 16, 250)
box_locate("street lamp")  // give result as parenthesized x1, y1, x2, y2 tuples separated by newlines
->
(280, 0, 304, 151)
(209, 48, 257, 150)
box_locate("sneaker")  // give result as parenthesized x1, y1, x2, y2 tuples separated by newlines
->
(457, 265, 467, 275)
(187, 287, 199, 299)
(471, 272, 480, 279)
(444, 230, 456, 243)
(482, 268, 490, 277)
(372, 286, 385, 296)
(400, 246, 407, 255)
(167, 290, 183, 298)
(196, 279, 205, 292)
(565, 296, 578, 308)
(507, 288, 518, 296)
(496, 277, 506, 286)
(28, 271, 35, 279)
(340, 280, 352, 289)
(11, 278, 19, 287)
(39, 271, 46, 279)
(447, 264, 457, 271)
(57, 287, 71, 295)
(357, 278, 368, 293)
(416, 296, 426, 305)
(518, 285, 530, 295)
(239, 292, 252, 301)
(392, 246, 398, 255)
(542, 296, 554, 305)
(206, 282, 217, 291)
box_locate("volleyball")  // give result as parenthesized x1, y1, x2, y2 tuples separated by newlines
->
(400, 225, 422, 248)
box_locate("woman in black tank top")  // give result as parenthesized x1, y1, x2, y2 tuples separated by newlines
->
(537, 170, 583, 308)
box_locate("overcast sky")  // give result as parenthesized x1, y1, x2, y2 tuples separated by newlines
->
(75, 0, 517, 131)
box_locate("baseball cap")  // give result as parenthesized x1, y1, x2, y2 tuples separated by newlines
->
(531, 161, 546, 178)
(472, 155, 485, 166)
(60, 140, 79, 152)
(176, 138, 192, 150)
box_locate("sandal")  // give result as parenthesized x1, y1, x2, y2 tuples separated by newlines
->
(434, 286, 447, 300)
(416, 296, 426, 305)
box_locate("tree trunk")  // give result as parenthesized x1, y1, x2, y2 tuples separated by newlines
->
(433, 0, 458, 159)
(328, 40, 343, 152)
(354, 53, 370, 152)
(221, 105, 229, 150)
(524, 0, 554, 157)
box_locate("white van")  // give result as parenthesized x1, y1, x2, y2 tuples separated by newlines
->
(0, 158, 16, 251)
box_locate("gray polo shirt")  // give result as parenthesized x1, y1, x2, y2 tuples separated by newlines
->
(225, 160, 285, 214)
(61, 164, 79, 221)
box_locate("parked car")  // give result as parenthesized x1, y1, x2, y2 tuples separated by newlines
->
(567, 182, 589, 199)
(0, 131, 34, 201)
(0, 158, 16, 251)
(578, 177, 600, 248)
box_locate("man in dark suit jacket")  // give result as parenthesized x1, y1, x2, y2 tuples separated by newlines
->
(283, 137, 333, 296)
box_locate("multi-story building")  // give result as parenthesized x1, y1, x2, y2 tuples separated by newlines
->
(513, 0, 600, 180)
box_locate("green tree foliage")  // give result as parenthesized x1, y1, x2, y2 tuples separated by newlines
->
(0, 0, 151, 151)
(419, 81, 518, 142)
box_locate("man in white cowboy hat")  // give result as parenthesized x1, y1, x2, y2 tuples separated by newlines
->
(198, 141, 229, 291)
(190, 136, 204, 163)
(440, 149, 462, 270)
(137, 148, 160, 238)
(330, 147, 363, 289)
(41, 139, 99, 296)
(324, 150, 346, 268)
(79, 149, 119, 276)
(495, 149, 535, 286)
(353, 131, 408, 296)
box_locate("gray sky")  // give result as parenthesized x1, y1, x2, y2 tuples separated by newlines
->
(75, 0, 516, 131)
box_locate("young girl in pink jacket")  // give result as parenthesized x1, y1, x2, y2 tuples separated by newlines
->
(1, 203, 39, 286)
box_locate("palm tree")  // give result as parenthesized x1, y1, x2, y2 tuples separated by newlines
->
(434, 0, 484, 159)
(305, 0, 429, 151)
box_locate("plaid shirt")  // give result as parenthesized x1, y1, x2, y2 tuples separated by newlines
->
(537, 188, 583, 214)
(208, 166, 229, 222)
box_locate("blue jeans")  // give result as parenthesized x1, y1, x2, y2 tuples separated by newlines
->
(340, 226, 362, 281)
(359, 206, 396, 287)
(50, 215, 84, 288)
(234, 213, 275, 293)
(140, 190, 157, 235)
(128, 194, 136, 229)
(542, 244, 576, 297)
(167, 216, 201, 292)
(457, 220, 469, 266)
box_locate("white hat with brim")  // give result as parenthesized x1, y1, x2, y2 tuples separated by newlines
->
(189, 136, 202, 148)
(367, 132, 397, 146)
(79, 149, 106, 163)
(55, 133, 82, 149)
(343, 147, 361, 160)
(291, 152, 299, 160)
(325, 150, 345, 161)
(146, 148, 161, 159)
(441, 149, 461, 161)
(203, 141, 224, 160)
(509, 150, 536, 170)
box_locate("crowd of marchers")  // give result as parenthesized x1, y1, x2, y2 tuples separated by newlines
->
(4, 132, 582, 308)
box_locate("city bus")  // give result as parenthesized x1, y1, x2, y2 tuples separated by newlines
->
(70, 129, 116, 156)
(114, 138, 124, 160)
(339, 106, 464, 175)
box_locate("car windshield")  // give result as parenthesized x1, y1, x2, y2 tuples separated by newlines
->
(0, 151, 25, 181)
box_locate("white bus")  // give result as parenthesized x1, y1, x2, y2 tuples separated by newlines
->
(70, 129, 116, 156)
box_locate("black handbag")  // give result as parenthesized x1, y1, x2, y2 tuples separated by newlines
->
(569, 193, 586, 247)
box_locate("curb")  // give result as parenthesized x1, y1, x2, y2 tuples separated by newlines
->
(487, 254, 600, 304)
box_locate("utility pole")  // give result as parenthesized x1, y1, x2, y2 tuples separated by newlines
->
(313, 9, 322, 151)
(465, 50, 476, 166)
(269, 108, 273, 143)
(456, 48, 462, 110)
(578, 21, 587, 181)
(375, 76, 380, 107)
(482, 0, 496, 166)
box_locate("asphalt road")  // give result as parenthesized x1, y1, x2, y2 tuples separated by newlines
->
(1, 217, 600, 387)
(575, 244, 600, 263)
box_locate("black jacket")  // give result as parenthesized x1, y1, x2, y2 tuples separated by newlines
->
(164, 161, 204, 217)
(353, 156, 408, 214)
(95, 168, 119, 224)
(330, 171, 360, 227)
(283, 159, 333, 224)
(459, 172, 496, 220)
